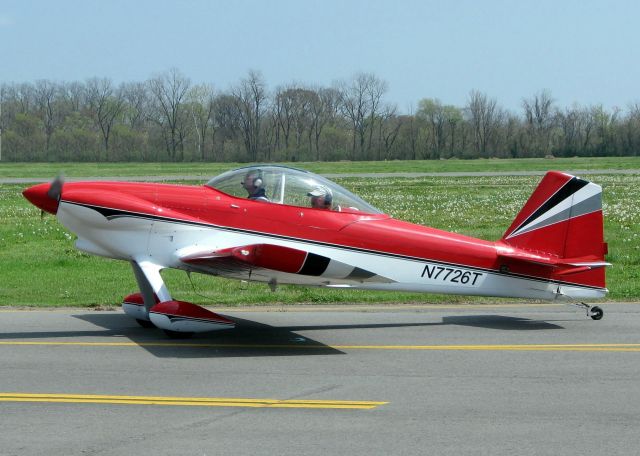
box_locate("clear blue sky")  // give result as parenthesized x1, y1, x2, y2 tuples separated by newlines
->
(1, 0, 638, 113)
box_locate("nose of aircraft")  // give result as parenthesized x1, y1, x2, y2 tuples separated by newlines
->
(23, 182, 60, 215)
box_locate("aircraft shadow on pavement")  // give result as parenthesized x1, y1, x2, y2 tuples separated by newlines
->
(275, 315, 563, 332)
(0, 312, 563, 358)
(71, 313, 347, 358)
(441, 315, 564, 330)
(0, 314, 342, 358)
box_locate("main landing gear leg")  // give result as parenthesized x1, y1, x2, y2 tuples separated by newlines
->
(572, 302, 604, 320)
(131, 259, 172, 321)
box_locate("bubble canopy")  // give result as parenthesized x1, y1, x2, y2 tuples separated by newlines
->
(206, 165, 382, 214)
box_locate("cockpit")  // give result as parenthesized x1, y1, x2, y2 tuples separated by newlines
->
(206, 165, 382, 214)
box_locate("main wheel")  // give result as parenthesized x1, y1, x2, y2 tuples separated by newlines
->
(590, 306, 604, 320)
(136, 319, 156, 328)
(164, 329, 195, 339)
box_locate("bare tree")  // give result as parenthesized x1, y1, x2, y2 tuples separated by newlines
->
(14, 83, 35, 114)
(365, 76, 388, 157)
(86, 78, 125, 160)
(34, 80, 60, 154)
(621, 102, 640, 155)
(401, 104, 419, 160)
(230, 70, 267, 161)
(378, 104, 402, 160)
(273, 84, 317, 159)
(212, 94, 241, 160)
(291, 88, 314, 154)
(121, 81, 149, 131)
(466, 90, 500, 157)
(522, 89, 556, 155)
(501, 113, 521, 157)
(309, 87, 339, 160)
(338, 73, 387, 160)
(592, 104, 621, 156)
(0, 84, 18, 126)
(338, 77, 365, 159)
(417, 98, 446, 158)
(274, 85, 295, 150)
(262, 109, 278, 161)
(148, 68, 191, 160)
(443, 105, 463, 157)
(62, 81, 86, 112)
(0, 84, 5, 161)
(557, 104, 581, 156)
(187, 83, 215, 160)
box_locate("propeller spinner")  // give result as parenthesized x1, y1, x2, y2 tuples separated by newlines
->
(23, 175, 64, 215)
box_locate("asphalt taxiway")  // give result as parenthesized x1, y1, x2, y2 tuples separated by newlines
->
(1, 303, 639, 455)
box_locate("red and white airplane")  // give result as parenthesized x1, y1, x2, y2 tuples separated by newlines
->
(23, 165, 609, 336)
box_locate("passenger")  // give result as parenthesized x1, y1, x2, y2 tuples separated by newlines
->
(308, 185, 340, 211)
(241, 169, 269, 202)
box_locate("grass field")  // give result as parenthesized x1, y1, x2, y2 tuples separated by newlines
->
(0, 161, 638, 307)
(1, 156, 640, 179)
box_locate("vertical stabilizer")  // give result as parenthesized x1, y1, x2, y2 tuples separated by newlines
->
(500, 171, 607, 289)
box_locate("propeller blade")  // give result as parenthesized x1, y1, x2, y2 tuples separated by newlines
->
(47, 174, 65, 201)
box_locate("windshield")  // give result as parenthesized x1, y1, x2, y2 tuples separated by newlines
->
(206, 165, 382, 214)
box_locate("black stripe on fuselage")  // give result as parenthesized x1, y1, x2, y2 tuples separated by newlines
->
(61, 200, 606, 291)
(91, 206, 124, 219)
(512, 176, 589, 235)
(298, 253, 331, 276)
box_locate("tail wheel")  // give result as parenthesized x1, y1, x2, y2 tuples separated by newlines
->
(590, 306, 604, 320)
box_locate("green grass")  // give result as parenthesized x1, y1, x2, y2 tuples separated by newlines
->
(1, 156, 640, 179)
(1, 171, 637, 307)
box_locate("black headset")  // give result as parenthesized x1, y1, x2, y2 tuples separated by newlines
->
(252, 171, 263, 188)
(243, 169, 264, 189)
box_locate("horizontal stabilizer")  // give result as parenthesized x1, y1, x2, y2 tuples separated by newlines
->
(497, 249, 611, 276)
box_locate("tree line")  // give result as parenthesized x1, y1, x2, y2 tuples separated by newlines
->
(1, 68, 639, 162)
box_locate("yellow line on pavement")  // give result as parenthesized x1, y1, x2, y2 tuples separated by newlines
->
(1, 340, 640, 351)
(0, 393, 386, 410)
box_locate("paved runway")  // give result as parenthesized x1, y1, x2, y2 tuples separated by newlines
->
(1, 303, 639, 455)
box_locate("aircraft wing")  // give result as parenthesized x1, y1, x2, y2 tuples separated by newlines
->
(180, 243, 394, 283)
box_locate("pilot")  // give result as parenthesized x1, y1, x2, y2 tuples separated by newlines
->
(241, 169, 269, 202)
(307, 185, 339, 210)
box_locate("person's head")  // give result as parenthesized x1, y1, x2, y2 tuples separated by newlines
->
(241, 169, 264, 195)
(307, 185, 333, 209)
